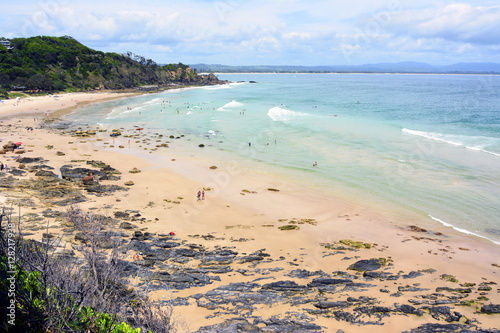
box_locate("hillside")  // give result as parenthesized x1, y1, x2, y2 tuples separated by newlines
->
(0, 36, 221, 95)
(190, 62, 500, 74)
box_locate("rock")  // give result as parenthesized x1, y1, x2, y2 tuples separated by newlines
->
(56, 151, 66, 156)
(35, 170, 58, 178)
(129, 167, 141, 173)
(348, 258, 386, 272)
(114, 211, 130, 219)
(60, 165, 108, 182)
(124, 181, 134, 186)
(101, 165, 121, 176)
(209, 166, 217, 169)
(480, 304, 500, 314)
(268, 188, 280, 192)
(396, 304, 423, 316)
(402, 323, 470, 333)
(261, 280, 308, 293)
(308, 278, 352, 287)
(429, 306, 463, 322)
(18, 157, 44, 164)
(8, 168, 26, 176)
(154, 240, 181, 248)
(403, 271, 424, 279)
(200, 255, 236, 266)
(84, 184, 128, 195)
(119, 222, 137, 229)
(363, 271, 396, 280)
(198, 144, 205, 147)
(314, 301, 350, 309)
(239, 255, 264, 264)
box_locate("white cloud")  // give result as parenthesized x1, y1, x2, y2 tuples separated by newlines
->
(2, 0, 499, 65)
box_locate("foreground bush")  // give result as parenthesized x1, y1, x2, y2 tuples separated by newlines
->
(0, 206, 175, 332)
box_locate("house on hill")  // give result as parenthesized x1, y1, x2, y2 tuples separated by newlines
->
(0, 40, 13, 51)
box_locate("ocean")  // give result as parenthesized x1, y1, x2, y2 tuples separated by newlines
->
(65, 73, 500, 245)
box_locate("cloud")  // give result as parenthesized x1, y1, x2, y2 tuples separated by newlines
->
(391, 4, 500, 45)
(2, 0, 499, 65)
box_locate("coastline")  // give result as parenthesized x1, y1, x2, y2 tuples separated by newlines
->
(1, 93, 499, 332)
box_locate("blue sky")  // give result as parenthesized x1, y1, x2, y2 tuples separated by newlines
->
(2, 0, 500, 66)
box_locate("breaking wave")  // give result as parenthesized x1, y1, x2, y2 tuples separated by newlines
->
(402, 128, 500, 157)
(267, 106, 309, 122)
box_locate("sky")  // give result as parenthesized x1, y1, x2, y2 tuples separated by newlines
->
(1, 0, 500, 66)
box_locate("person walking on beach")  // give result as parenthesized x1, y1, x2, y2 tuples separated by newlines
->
(197, 191, 201, 201)
(0, 162, 3, 172)
(202, 190, 205, 200)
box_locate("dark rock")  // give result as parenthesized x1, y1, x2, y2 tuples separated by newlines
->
(261, 280, 308, 293)
(363, 271, 396, 280)
(480, 304, 500, 314)
(396, 304, 424, 316)
(41, 209, 61, 218)
(314, 301, 351, 309)
(167, 248, 199, 258)
(114, 211, 130, 219)
(60, 165, 108, 182)
(194, 318, 260, 333)
(403, 271, 424, 279)
(348, 258, 385, 272)
(399, 285, 430, 292)
(86, 160, 109, 168)
(435, 287, 472, 294)
(119, 222, 137, 229)
(200, 255, 235, 266)
(308, 278, 352, 288)
(84, 184, 128, 195)
(239, 255, 264, 264)
(429, 306, 463, 322)
(402, 323, 469, 333)
(260, 317, 323, 332)
(285, 269, 326, 279)
(152, 272, 212, 290)
(29, 164, 54, 170)
(201, 266, 233, 274)
(154, 240, 181, 248)
(35, 170, 58, 178)
(18, 157, 44, 164)
(8, 168, 26, 176)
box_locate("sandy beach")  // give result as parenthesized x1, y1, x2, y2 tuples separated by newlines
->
(0, 92, 499, 332)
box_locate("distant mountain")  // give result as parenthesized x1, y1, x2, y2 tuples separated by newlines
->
(0, 36, 221, 95)
(190, 62, 500, 74)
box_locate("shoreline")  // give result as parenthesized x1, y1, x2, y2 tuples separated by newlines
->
(1, 93, 499, 332)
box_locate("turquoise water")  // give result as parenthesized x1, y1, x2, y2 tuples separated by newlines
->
(66, 74, 500, 244)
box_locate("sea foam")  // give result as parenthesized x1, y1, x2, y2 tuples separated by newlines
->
(429, 215, 500, 245)
(267, 106, 308, 122)
(402, 128, 500, 157)
(217, 100, 243, 111)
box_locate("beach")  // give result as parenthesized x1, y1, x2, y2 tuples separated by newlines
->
(1, 91, 499, 332)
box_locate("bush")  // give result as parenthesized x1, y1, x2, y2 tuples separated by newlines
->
(0, 88, 8, 99)
(0, 206, 176, 332)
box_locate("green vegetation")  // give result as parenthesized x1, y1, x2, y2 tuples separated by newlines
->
(0, 207, 175, 332)
(339, 239, 372, 249)
(441, 274, 459, 283)
(0, 36, 219, 94)
(278, 225, 300, 230)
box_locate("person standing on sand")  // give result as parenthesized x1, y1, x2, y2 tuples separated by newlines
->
(197, 191, 201, 201)
(202, 190, 205, 200)
(0, 162, 3, 171)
